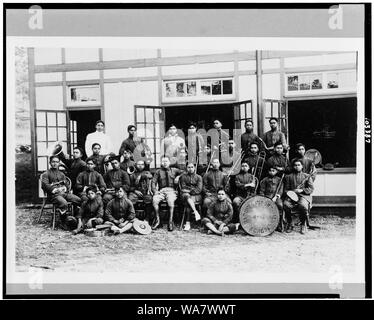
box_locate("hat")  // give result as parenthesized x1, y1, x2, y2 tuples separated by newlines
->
(132, 219, 152, 235)
(109, 154, 121, 162)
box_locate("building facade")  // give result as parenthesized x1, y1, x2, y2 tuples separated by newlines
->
(27, 48, 357, 207)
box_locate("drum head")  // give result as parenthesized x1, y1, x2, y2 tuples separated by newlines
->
(239, 195, 279, 237)
(305, 149, 322, 165)
(133, 219, 152, 235)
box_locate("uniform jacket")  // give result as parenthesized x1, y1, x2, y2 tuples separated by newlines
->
(103, 168, 130, 192)
(119, 136, 141, 155)
(86, 154, 105, 175)
(235, 172, 256, 198)
(179, 172, 203, 195)
(266, 154, 289, 173)
(202, 169, 229, 194)
(259, 176, 284, 198)
(41, 168, 67, 195)
(66, 158, 86, 189)
(241, 132, 263, 155)
(283, 171, 314, 203)
(77, 197, 104, 220)
(151, 167, 183, 192)
(130, 170, 153, 194)
(207, 198, 233, 225)
(76, 170, 106, 194)
(290, 156, 316, 181)
(105, 197, 136, 222)
(262, 130, 287, 150)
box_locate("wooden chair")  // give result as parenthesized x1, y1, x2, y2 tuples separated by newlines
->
(37, 176, 73, 230)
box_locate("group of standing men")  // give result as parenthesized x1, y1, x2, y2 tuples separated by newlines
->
(41, 116, 316, 236)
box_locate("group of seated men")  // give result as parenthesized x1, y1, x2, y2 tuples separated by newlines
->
(41, 118, 316, 236)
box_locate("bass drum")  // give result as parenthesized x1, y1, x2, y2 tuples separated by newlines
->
(239, 195, 279, 237)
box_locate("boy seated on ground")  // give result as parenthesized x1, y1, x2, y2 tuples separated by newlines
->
(71, 186, 104, 235)
(76, 159, 106, 202)
(179, 162, 202, 231)
(104, 186, 136, 235)
(201, 188, 240, 236)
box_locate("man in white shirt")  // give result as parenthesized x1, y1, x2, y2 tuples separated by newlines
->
(85, 120, 112, 157)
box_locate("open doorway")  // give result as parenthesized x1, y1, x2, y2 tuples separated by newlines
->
(69, 109, 101, 158)
(288, 97, 357, 167)
(164, 103, 235, 136)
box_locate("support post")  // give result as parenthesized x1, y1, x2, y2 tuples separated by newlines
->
(256, 50, 264, 137)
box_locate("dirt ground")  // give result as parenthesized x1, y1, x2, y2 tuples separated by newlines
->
(15, 206, 356, 274)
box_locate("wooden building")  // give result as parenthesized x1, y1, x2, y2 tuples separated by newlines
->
(27, 48, 358, 208)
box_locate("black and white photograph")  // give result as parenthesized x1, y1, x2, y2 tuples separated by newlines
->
(3, 3, 370, 301)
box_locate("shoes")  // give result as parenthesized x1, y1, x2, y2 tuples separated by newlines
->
(56, 208, 67, 216)
(207, 230, 213, 235)
(183, 222, 191, 231)
(151, 215, 160, 230)
(168, 221, 174, 231)
(286, 223, 293, 233)
(111, 226, 120, 235)
(194, 211, 201, 221)
(300, 222, 307, 234)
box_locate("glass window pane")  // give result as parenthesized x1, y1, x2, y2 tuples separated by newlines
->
(155, 123, 160, 138)
(57, 113, 66, 126)
(155, 139, 161, 153)
(37, 142, 48, 156)
(137, 124, 145, 138)
(201, 81, 211, 95)
(240, 104, 246, 118)
(287, 75, 298, 91)
(327, 73, 339, 89)
(136, 107, 145, 122)
(339, 71, 355, 88)
(36, 112, 46, 126)
(311, 74, 323, 90)
(154, 109, 162, 122)
(241, 120, 245, 132)
(147, 139, 155, 153)
(58, 128, 67, 141)
(299, 75, 310, 90)
(222, 80, 232, 94)
(273, 103, 279, 118)
(47, 112, 56, 126)
(48, 128, 57, 141)
(145, 124, 154, 138)
(146, 109, 154, 123)
(246, 103, 252, 118)
(61, 141, 68, 153)
(38, 157, 48, 171)
(265, 103, 272, 118)
(37, 127, 47, 141)
(212, 80, 222, 95)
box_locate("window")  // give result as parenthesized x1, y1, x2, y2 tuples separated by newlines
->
(67, 85, 101, 106)
(285, 70, 356, 95)
(163, 78, 234, 103)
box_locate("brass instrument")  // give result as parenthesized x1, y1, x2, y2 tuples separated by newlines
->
(51, 180, 68, 195)
(48, 141, 68, 171)
(223, 152, 246, 190)
(127, 165, 136, 175)
(252, 151, 266, 180)
(204, 148, 217, 176)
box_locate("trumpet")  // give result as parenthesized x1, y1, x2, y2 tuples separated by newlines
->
(127, 165, 136, 175)
(252, 151, 266, 180)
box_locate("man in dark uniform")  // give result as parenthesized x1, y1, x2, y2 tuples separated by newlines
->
(128, 159, 153, 221)
(266, 142, 289, 176)
(283, 159, 314, 234)
(259, 166, 284, 230)
(232, 162, 256, 222)
(151, 156, 183, 231)
(202, 158, 230, 214)
(41, 156, 81, 223)
(186, 122, 205, 166)
(70, 186, 104, 235)
(201, 188, 240, 236)
(291, 143, 316, 181)
(86, 143, 105, 175)
(212, 119, 230, 164)
(119, 125, 141, 156)
(262, 117, 288, 155)
(197, 144, 212, 176)
(103, 155, 131, 205)
(76, 159, 106, 202)
(179, 162, 203, 230)
(120, 149, 136, 172)
(241, 119, 263, 159)
(65, 147, 86, 194)
(104, 186, 136, 235)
